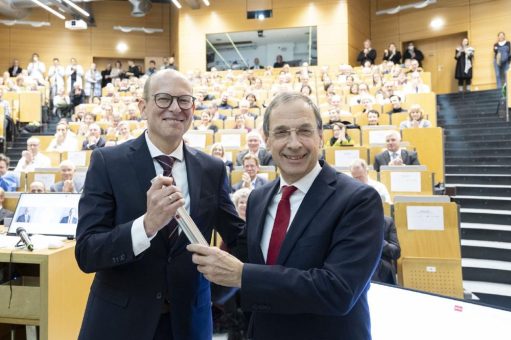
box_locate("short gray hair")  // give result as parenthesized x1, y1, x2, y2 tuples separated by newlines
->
(232, 188, 252, 207)
(262, 92, 322, 137)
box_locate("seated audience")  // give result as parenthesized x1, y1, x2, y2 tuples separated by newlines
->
(367, 110, 380, 126)
(232, 154, 268, 191)
(235, 131, 272, 166)
(8, 59, 22, 77)
(208, 103, 227, 121)
(29, 181, 46, 193)
(350, 159, 391, 203)
(329, 123, 353, 147)
(232, 187, 251, 221)
(387, 95, 407, 114)
(233, 114, 251, 132)
(0, 188, 14, 224)
(82, 123, 106, 150)
(0, 88, 16, 141)
(300, 84, 313, 97)
(114, 121, 135, 144)
(0, 154, 17, 192)
(53, 88, 72, 118)
(373, 216, 400, 285)
(211, 143, 233, 172)
(195, 111, 219, 133)
(373, 131, 420, 171)
(47, 122, 78, 152)
(218, 92, 233, 110)
(14, 137, 51, 173)
(399, 104, 432, 129)
(237, 99, 257, 119)
(77, 113, 96, 137)
(50, 160, 83, 193)
(403, 72, 430, 94)
(245, 93, 259, 108)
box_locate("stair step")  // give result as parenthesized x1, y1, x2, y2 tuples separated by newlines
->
(445, 133, 511, 142)
(460, 208, 511, 225)
(445, 148, 511, 157)
(454, 196, 511, 210)
(462, 281, 511, 303)
(445, 165, 511, 175)
(445, 156, 511, 165)
(446, 174, 511, 185)
(445, 140, 511, 149)
(447, 185, 511, 197)
(440, 122, 510, 129)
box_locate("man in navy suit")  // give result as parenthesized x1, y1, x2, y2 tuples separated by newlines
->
(231, 153, 268, 192)
(60, 208, 78, 224)
(75, 69, 244, 340)
(189, 92, 384, 339)
(373, 131, 420, 172)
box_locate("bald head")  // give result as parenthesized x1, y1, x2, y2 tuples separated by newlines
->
(143, 69, 191, 102)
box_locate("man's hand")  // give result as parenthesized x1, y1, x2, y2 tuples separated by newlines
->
(22, 151, 33, 165)
(63, 179, 75, 192)
(144, 176, 184, 237)
(241, 172, 252, 189)
(88, 135, 98, 145)
(389, 158, 404, 166)
(187, 244, 243, 288)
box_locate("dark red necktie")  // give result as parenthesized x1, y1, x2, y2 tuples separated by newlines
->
(266, 185, 297, 265)
(154, 155, 179, 245)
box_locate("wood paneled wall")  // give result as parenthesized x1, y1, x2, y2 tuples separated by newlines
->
(370, 0, 511, 89)
(347, 0, 371, 66)
(176, 0, 349, 72)
(0, 1, 172, 73)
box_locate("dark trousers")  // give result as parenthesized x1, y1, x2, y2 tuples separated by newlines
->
(153, 313, 173, 340)
(458, 78, 471, 86)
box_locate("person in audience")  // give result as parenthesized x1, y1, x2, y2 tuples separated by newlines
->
(382, 43, 402, 64)
(126, 60, 141, 78)
(0, 188, 14, 224)
(232, 187, 251, 221)
(210, 142, 233, 172)
(66, 58, 84, 94)
(70, 83, 85, 113)
(27, 53, 46, 85)
(403, 72, 430, 94)
(402, 42, 424, 67)
(387, 95, 407, 114)
(231, 153, 268, 191)
(237, 99, 257, 119)
(194, 92, 207, 110)
(146, 60, 157, 76)
(8, 59, 22, 77)
(0, 155, 17, 192)
(208, 102, 227, 121)
(53, 88, 72, 118)
(109, 121, 135, 145)
(300, 84, 313, 97)
(82, 123, 106, 150)
(367, 110, 380, 126)
(47, 58, 65, 105)
(399, 104, 431, 129)
(329, 122, 353, 147)
(251, 57, 264, 70)
(350, 159, 391, 204)
(273, 54, 285, 68)
(373, 216, 400, 285)
(0, 88, 16, 141)
(454, 38, 474, 93)
(109, 60, 124, 82)
(357, 39, 377, 66)
(235, 131, 272, 166)
(187, 92, 384, 340)
(160, 56, 177, 70)
(245, 93, 259, 108)
(14, 137, 51, 173)
(47, 122, 78, 152)
(101, 63, 112, 87)
(195, 111, 219, 133)
(50, 160, 82, 193)
(373, 131, 420, 171)
(77, 112, 95, 137)
(84, 63, 102, 102)
(29, 181, 46, 193)
(218, 92, 233, 110)
(233, 114, 251, 132)
(494, 31, 510, 88)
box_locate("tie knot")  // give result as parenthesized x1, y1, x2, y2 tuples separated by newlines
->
(154, 155, 176, 177)
(281, 185, 297, 200)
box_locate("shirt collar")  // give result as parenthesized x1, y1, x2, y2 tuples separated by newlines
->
(278, 162, 322, 195)
(144, 131, 184, 162)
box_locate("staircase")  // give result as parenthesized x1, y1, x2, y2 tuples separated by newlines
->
(437, 89, 511, 309)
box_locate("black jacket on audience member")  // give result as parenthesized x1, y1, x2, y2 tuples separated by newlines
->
(372, 216, 400, 285)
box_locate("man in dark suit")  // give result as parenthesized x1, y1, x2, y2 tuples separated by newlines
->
(75, 69, 244, 340)
(231, 154, 268, 192)
(50, 160, 84, 193)
(188, 92, 384, 340)
(60, 208, 78, 224)
(373, 131, 420, 172)
(8, 59, 22, 77)
(16, 208, 31, 223)
(372, 216, 400, 285)
(235, 131, 273, 166)
(81, 123, 106, 150)
(0, 188, 14, 224)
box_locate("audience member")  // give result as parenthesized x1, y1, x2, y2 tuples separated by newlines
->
(50, 160, 82, 193)
(47, 58, 65, 104)
(233, 114, 251, 132)
(329, 122, 353, 146)
(0, 188, 14, 224)
(387, 95, 407, 114)
(273, 54, 285, 68)
(373, 216, 400, 285)
(399, 104, 431, 129)
(235, 131, 272, 166)
(403, 72, 430, 94)
(14, 137, 51, 173)
(101, 64, 112, 87)
(251, 57, 264, 70)
(218, 92, 233, 109)
(350, 159, 391, 203)
(232, 187, 251, 221)
(8, 59, 22, 77)
(109, 60, 124, 82)
(27, 53, 46, 85)
(65, 58, 84, 93)
(195, 111, 219, 133)
(211, 142, 233, 172)
(373, 131, 420, 171)
(402, 42, 424, 67)
(357, 39, 377, 65)
(0, 155, 17, 192)
(82, 123, 106, 150)
(84, 63, 102, 101)
(70, 83, 85, 110)
(232, 153, 268, 191)
(53, 88, 72, 117)
(382, 43, 402, 64)
(47, 122, 78, 152)
(126, 60, 141, 78)
(0, 88, 15, 140)
(455, 38, 474, 93)
(367, 110, 380, 126)
(493, 32, 510, 89)
(146, 60, 157, 76)
(29, 181, 46, 193)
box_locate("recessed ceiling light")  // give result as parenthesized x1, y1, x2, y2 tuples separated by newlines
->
(116, 42, 128, 53)
(430, 17, 444, 30)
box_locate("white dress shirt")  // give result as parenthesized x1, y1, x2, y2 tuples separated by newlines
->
(368, 179, 392, 204)
(131, 132, 190, 256)
(260, 162, 322, 262)
(14, 152, 51, 173)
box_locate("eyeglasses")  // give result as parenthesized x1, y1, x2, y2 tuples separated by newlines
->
(152, 93, 195, 110)
(270, 127, 317, 140)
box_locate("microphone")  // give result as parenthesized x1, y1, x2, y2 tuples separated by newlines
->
(16, 227, 34, 251)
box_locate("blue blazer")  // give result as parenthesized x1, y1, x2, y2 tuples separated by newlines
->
(240, 162, 384, 340)
(75, 134, 244, 340)
(60, 216, 78, 224)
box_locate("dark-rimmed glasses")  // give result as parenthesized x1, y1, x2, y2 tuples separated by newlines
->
(152, 93, 195, 110)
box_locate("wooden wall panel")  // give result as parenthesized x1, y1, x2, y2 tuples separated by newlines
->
(347, 0, 371, 65)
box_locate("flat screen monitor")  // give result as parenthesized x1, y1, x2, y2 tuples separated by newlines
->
(7, 193, 81, 238)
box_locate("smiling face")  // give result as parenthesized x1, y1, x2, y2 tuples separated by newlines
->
(61, 164, 75, 181)
(138, 70, 194, 154)
(243, 158, 259, 180)
(386, 133, 401, 152)
(264, 98, 322, 184)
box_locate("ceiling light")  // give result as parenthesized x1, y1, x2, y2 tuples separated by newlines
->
(258, 13, 265, 20)
(30, 0, 65, 20)
(116, 42, 128, 53)
(61, 0, 90, 17)
(0, 19, 50, 27)
(172, 0, 182, 9)
(113, 26, 163, 34)
(376, 0, 437, 15)
(202, 0, 210, 6)
(430, 17, 445, 30)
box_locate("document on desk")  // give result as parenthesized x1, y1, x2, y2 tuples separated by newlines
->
(407, 206, 444, 231)
(335, 149, 360, 167)
(0, 235, 21, 248)
(390, 171, 421, 192)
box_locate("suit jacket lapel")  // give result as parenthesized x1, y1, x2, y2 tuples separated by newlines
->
(384, 151, 391, 165)
(250, 180, 280, 264)
(277, 164, 337, 265)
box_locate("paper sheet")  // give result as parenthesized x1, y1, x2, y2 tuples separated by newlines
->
(224, 151, 233, 162)
(407, 206, 445, 231)
(185, 133, 207, 148)
(34, 173, 56, 189)
(67, 151, 87, 167)
(334, 149, 360, 167)
(221, 134, 241, 148)
(369, 130, 393, 144)
(390, 171, 421, 192)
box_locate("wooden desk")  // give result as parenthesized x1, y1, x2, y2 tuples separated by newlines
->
(0, 242, 92, 340)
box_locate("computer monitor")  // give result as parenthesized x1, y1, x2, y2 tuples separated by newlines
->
(7, 193, 81, 238)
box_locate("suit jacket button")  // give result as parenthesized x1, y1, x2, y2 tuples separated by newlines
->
(167, 257, 172, 263)
(156, 292, 163, 299)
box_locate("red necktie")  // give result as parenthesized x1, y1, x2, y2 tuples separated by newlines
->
(154, 155, 179, 246)
(266, 185, 297, 265)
